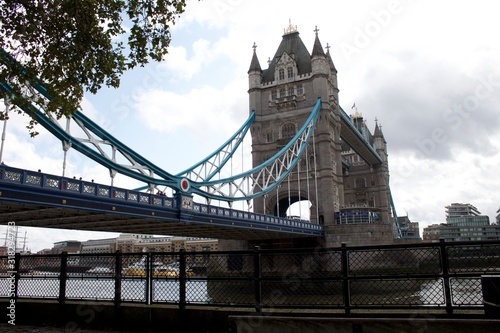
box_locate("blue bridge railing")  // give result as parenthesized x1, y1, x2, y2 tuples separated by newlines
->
(0, 165, 323, 234)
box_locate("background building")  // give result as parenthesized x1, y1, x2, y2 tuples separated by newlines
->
(43, 234, 218, 255)
(49, 240, 81, 254)
(80, 238, 117, 254)
(446, 203, 481, 219)
(397, 216, 421, 239)
(423, 203, 500, 242)
(113, 234, 215, 253)
(422, 224, 443, 242)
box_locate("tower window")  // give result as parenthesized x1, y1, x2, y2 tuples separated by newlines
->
(287, 67, 293, 78)
(266, 131, 274, 142)
(282, 123, 296, 139)
(356, 178, 366, 188)
(279, 68, 285, 80)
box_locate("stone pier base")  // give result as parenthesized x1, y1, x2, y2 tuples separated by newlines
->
(324, 223, 394, 247)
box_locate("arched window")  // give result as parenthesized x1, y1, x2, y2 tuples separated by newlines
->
(287, 67, 293, 78)
(279, 68, 285, 80)
(266, 131, 274, 142)
(297, 85, 304, 95)
(355, 178, 366, 188)
(282, 123, 296, 139)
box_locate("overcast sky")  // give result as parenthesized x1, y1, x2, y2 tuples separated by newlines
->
(1, 0, 499, 252)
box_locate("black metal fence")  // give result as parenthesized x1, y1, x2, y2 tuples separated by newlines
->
(1, 240, 499, 316)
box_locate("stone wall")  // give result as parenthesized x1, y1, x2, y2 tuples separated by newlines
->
(324, 223, 394, 248)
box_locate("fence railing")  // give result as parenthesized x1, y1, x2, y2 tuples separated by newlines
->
(1, 240, 499, 316)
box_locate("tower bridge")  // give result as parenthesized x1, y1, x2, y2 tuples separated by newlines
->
(0, 23, 403, 248)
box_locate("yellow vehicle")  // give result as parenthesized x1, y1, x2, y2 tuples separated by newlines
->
(122, 267, 147, 277)
(153, 267, 179, 277)
(122, 259, 194, 277)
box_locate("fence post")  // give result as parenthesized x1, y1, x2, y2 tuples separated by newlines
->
(145, 252, 151, 305)
(114, 250, 122, 328)
(254, 246, 262, 313)
(341, 243, 351, 316)
(179, 248, 187, 331)
(439, 239, 453, 316)
(114, 250, 122, 305)
(179, 248, 187, 310)
(13, 252, 20, 300)
(59, 251, 68, 323)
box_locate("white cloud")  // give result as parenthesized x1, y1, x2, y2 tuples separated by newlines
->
(134, 79, 247, 139)
(161, 39, 216, 80)
(391, 138, 500, 228)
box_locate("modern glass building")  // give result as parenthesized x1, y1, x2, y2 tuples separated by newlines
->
(423, 203, 500, 242)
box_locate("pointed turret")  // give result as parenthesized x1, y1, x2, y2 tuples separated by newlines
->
(374, 121, 385, 141)
(248, 42, 262, 90)
(311, 26, 328, 76)
(311, 26, 325, 57)
(248, 42, 262, 73)
(326, 44, 337, 73)
(373, 120, 387, 163)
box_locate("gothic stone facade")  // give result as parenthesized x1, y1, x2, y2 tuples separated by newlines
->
(220, 26, 394, 250)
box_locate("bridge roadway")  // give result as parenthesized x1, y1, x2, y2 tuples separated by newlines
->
(0, 165, 323, 240)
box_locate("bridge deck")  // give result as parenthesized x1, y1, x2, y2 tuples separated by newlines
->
(0, 166, 323, 240)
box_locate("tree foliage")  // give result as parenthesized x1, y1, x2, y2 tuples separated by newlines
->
(0, 0, 187, 135)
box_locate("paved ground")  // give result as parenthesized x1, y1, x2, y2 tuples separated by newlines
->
(0, 323, 136, 333)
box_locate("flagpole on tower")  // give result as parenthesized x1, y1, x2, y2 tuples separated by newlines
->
(351, 102, 357, 112)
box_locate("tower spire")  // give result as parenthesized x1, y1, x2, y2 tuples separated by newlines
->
(248, 42, 262, 73)
(311, 25, 325, 57)
(284, 19, 298, 35)
(374, 118, 385, 139)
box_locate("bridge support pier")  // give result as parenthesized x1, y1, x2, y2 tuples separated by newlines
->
(217, 223, 395, 252)
(323, 223, 394, 248)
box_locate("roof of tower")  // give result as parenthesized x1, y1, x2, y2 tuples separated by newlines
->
(311, 27, 325, 57)
(326, 44, 337, 72)
(374, 122, 384, 138)
(262, 30, 312, 82)
(248, 42, 262, 73)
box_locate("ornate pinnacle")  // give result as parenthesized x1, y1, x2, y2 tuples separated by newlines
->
(284, 19, 298, 35)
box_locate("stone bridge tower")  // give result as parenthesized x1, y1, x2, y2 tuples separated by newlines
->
(245, 23, 395, 248)
(248, 24, 344, 237)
